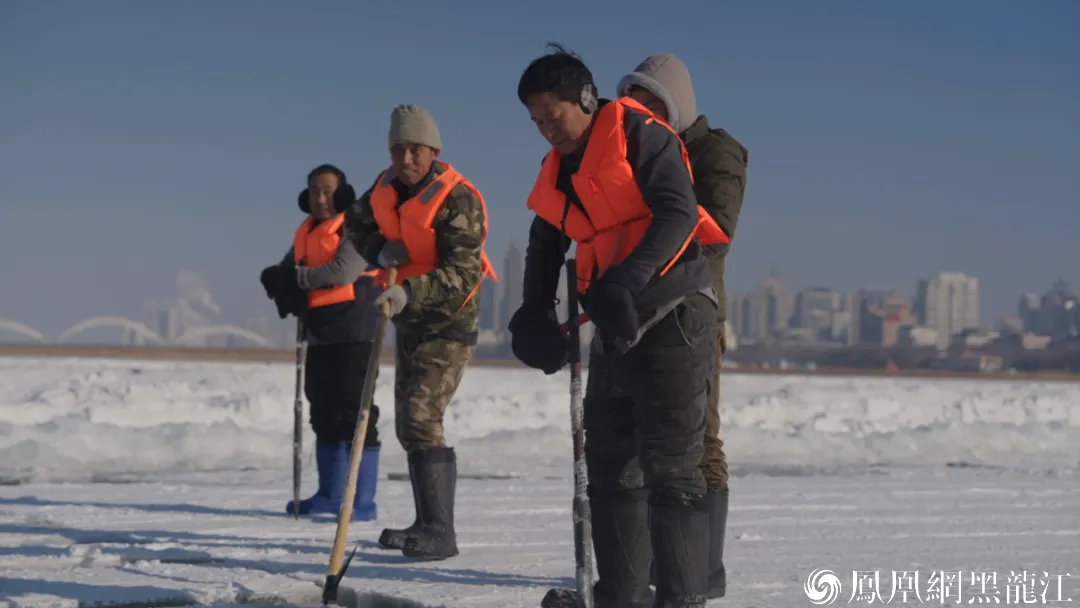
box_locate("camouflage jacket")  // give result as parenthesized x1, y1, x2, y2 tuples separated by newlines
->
(682, 115, 749, 322)
(345, 161, 487, 344)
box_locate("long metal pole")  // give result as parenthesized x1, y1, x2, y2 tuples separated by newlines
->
(565, 259, 594, 608)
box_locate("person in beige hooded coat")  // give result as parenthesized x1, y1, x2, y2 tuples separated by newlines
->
(617, 52, 750, 600)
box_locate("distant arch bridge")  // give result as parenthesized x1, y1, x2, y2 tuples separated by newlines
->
(0, 316, 273, 348)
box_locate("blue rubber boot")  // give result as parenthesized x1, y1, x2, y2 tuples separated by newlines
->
(286, 441, 348, 516)
(352, 445, 380, 521)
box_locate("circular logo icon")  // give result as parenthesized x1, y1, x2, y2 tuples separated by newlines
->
(804, 569, 842, 605)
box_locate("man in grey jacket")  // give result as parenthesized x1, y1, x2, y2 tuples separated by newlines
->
(617, 54, 750, 600)
(260, 163, 384, 521)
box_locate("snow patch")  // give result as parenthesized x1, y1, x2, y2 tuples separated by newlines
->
(1, 357, 1078, 484)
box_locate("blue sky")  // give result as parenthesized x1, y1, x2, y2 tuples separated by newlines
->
(1, 0, 1077, 336)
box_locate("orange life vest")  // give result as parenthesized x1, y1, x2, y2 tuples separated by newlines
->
(368, 162, 498, 309)
(292, 213, 377, 308)
(525, 97, 730, 294)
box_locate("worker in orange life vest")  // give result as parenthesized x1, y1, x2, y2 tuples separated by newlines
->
(344, 105, 498, 561)
(509, 44, 729, 608)
(258, 164, 383, 522)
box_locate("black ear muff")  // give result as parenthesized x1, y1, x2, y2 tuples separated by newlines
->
(298, 188, 311, 214)
(333, 182, 357, 214)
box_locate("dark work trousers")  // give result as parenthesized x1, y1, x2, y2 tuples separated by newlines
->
(303, 341, 381, 447)
(583, 291, 717, 501)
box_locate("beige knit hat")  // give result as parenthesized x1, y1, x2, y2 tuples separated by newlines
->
(388, 104, 442, 151)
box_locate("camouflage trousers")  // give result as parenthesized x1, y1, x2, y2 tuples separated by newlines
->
(392, 325, 474, 452)
(701, 326, 729, 490)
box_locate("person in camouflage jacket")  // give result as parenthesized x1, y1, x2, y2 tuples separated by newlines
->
(345, 104, 496, 562)
(618, 52, 749, 600)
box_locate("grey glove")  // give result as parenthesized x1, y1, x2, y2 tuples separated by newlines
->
(377, 240, 410, 268)
(374, 284, 409, 316)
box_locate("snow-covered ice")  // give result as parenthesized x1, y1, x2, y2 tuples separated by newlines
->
(1, 356, 1079, 607)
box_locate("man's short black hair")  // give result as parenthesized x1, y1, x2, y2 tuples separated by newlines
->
(307, 163, 346, 185)
(517, 42, 596, 107)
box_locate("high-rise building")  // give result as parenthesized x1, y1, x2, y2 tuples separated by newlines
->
(478, 277, 499, 331)
(762, 271, 792, 335)
(498, 243, 525, 337)
(875, 292, 916, 346)
(845, 289, 915, 347)
(917, 272, 979, 349)
(844, 291, 861, 345)
(794, 287, 838, 338)
(1032, 280, 1079, 339)
(913, 279, 928, 324)
(735, 290, 769, 342)
(830, 310, 852, 343)
(1018, 292, 1041, 332)
(848, 289, 889, 345)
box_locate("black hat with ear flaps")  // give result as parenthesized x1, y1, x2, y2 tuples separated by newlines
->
(297, 163, 357, 214)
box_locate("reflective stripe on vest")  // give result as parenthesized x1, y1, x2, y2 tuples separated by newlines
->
(525, 96, 730, 294)
(368, 161, 499, 310)
(292, 213, 364, 308)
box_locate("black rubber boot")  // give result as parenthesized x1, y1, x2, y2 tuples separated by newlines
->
(647, 488, 728, 598)
(540, 486, 655, 608)
(649, 491, 709, 608)
(401, 446, 459, 560)
(707, 488, 728, 599)
(377, 450, 423, 550)
(590, 487, 654, 607)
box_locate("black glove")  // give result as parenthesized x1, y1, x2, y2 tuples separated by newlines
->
(273, 288, 307, 319)
(586, 272, 639, 344)
(260, 265, 300, 298)
(260, 266, 283, 299)
(278, 265, 300, 294)
(268, 266, 305, 319)
(509, 305, 569, 375)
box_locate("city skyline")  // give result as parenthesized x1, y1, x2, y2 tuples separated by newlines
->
(2, 225, 1074, 338)
(728, 268, 1078, 354)
(2, 241, 1075, 354)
